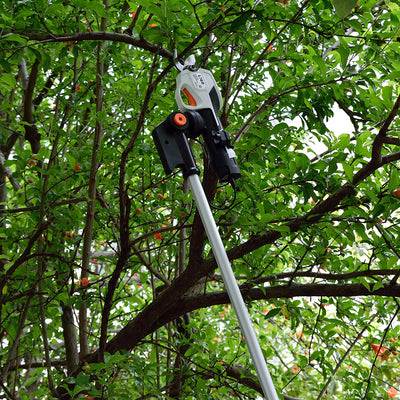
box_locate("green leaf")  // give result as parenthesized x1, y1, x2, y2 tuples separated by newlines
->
(312, 54, 326, 78)
(372, 282, 384, 292)
(389, 2, 400, 17)
(0, 33, 27, 45)
(0, 73, 16, 90)
(335, 133, 350, 150)
(332, 0, 358, 18)
(264, 308, 281, 319)
(23, 375, 39, 387)
(230, 11, 251, 32)
(342, 162, 353, 182)
(337, 41, 350, 70)
(359, 277, 371, 292)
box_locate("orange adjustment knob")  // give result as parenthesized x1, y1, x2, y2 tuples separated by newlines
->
(173, 113, 187, 127)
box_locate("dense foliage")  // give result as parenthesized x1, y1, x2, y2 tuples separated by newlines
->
(1, 0, 400, 399)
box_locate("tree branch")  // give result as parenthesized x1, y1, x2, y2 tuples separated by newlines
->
(228, 0, 310, 119)
(23, 58, 41, 153)
(164, 283, 400, 325)
(252, 268, 399, 285)
(93, 2, 110, 363)
(123, 5, 143, 35)
(0, 218, 53, 291)
(0, 149, 22, 193)
(61, 304, 79, 375)
(370, 92, 400, 164)
(14, 31, 173, 61)
(317, 312, 377, 399)
(377, 93, 400, 138)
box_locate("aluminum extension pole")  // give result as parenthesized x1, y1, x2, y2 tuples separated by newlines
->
(187, 174, 279, 400)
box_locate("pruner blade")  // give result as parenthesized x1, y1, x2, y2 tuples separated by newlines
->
(174, 49, 196, 72)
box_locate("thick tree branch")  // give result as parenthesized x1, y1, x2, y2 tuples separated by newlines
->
(381, 136, 400, 146)
(381, 150, 400, 165)
(61, 305, 79, 374)
(225, 184, 356, 263)
(75, 281, 400, 372)
(166, 283, 400, 323)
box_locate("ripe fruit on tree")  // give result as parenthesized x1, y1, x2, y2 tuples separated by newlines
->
(27, 157, 37, 167)
(387, 387, 398, 398)
(291, 365, 300, 374)
(74, 163, 81, 171)
(80, 278, 90, 287)
(394, 189, 400, 197)
(154, 233, 162, 240)
(370, 343, 384, 354)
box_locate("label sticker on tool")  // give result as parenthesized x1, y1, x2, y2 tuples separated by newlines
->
(191, 72, 207, 89)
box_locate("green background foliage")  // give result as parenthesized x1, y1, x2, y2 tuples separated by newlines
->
(1, 0, 400, 399)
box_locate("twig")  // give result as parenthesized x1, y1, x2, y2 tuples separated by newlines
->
(124, 5, 143, 35)
(1, 293, 34, 383)
(0, 196, 87, 215)
(252, 268, 399, 285)
(317, 312, 378, 400)
(0, 218, 53, 286)
(0, 149, 22, 193)
(362, 304, 400, 399)
(228, 0, 310, 121)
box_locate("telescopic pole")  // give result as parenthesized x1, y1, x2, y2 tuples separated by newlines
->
(187, 174, 279, 400)
(152, 110, 280, 399)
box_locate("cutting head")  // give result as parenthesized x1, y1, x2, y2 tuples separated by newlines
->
(173, 49, 196, 72)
